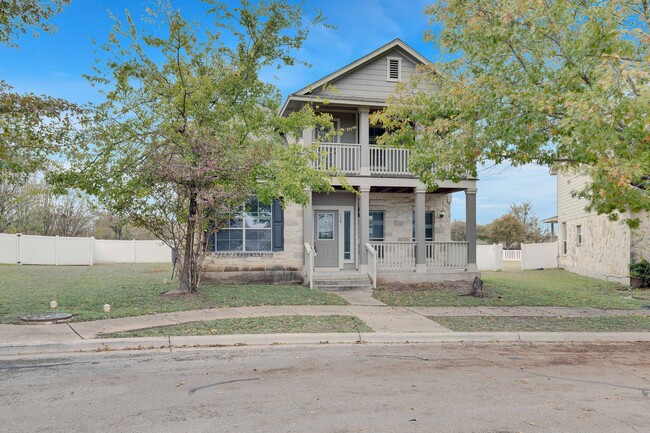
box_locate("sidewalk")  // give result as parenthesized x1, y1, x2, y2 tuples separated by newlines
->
(2, 291, 650, 355)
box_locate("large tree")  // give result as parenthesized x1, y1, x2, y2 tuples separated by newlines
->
(509, 202, 544, 243)
(1, 0, 83, 232)
(57, 1, 333, 292)
(373, 0, 649, 225)
(0, 0, 71, 46)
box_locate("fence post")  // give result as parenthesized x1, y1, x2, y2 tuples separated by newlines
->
(132, 239, 137, 263)
(16, 233, 22, 264)
(89, 236, 95, 266)
(55, 235, 60, 266)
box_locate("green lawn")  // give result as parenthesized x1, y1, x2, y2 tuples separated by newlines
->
(0, 264, 346, 324)
(431, 316, 650, 332)
(374, 269, 650, 309)
(101, 315, 372, 338)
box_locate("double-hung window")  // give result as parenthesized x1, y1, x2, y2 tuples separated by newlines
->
(369, 211, 385, 241)
(216, 197, 273, 252)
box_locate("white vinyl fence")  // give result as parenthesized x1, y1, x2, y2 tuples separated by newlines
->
(521, 242, 558, 270)
(0, 233, 171, 265)
(477, 244, 503, 271)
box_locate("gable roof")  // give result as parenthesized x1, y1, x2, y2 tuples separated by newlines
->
(292, 38, 432, 97)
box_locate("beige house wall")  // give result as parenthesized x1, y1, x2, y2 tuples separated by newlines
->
(631, 211, 650, 263)
(368, 193, 451, 242)
(558, 213, 631, 284)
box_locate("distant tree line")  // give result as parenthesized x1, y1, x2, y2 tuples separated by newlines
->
(451, 201, 549, 249)
(0, 175, 154, 239)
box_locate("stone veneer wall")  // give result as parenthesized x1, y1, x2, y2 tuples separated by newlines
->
(368, 193, 451, 241)
(558, 213, 630, 284)
(631, 212, 650, 263)
(203, 203, 304, 284)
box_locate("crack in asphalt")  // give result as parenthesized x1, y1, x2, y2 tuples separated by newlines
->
(188, 378, 260, 396)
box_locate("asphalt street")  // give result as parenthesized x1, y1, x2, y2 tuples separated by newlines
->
(1, 342, 649, 433)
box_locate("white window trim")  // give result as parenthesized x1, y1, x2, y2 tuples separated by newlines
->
(215, 200, 273, 253)
(386, 56, 402, 82)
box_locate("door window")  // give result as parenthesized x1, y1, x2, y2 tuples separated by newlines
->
(317, 213, 335, 240)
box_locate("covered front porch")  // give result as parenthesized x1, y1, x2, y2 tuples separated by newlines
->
(302, 184, 478, 288)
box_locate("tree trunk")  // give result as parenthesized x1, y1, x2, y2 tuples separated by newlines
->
(179, 190, 198, 293)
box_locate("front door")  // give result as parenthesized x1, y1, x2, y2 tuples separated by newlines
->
(314, 211, 338, 267)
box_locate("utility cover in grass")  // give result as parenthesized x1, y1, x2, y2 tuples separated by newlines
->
(20, 312, 73, 324)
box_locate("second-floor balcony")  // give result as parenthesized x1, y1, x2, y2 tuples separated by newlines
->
(315, 142, 412, 177)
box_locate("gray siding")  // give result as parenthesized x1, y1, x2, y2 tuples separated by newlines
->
(314, 49, 418, 101)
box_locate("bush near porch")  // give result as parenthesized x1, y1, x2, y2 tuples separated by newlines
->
(374, 269, 650, 309)
(0, 264, 346, 324)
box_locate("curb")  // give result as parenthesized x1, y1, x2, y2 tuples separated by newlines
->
(1, 331, 650, 356)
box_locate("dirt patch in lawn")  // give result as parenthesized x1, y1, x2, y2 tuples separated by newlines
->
(378, 281, 472, 293)
(378, 280, 495, 298)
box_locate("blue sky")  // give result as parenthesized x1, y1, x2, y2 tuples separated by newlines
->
(0, 0, 557, 225)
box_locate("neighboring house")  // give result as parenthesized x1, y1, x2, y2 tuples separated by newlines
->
(554, 166, 649, 285)
(203, 39, 479, 288)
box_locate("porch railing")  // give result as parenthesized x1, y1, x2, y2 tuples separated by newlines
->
(369, 145, 410, 176)
(315, 143, 361, 175)
(425, 241, 468, 271)
(369, 241, 416, 272)
(365, 243, 377, 289)
(304, 243, 316, 289)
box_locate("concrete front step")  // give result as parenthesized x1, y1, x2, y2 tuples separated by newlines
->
(313, 275, 373, 291)
(316, 285, 373, 292)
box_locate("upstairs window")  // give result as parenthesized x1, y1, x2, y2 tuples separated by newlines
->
(386, 57, 401, 81)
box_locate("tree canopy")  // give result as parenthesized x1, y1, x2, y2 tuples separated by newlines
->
(0, 0, 71, 47)
(57, 0, 333, 292)
(373, 0, 649, 225)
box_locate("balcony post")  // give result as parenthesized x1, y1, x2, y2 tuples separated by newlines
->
(359, 186, 370, 269)
(415, 186, 426, 272)
(465, 188, 478, 272)
(359, 107, 370, 176)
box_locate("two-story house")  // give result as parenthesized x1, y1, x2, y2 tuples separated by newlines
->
(204, 39, 479, 289)
(554, 166, 649, 285)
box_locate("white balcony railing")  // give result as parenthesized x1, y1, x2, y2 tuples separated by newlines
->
(425, 241, 468, 271)
(315, 143, 361, 175)
(369, 241, 416, 272)
(313, 143, 470, 179)
(369, 145, 410, 176)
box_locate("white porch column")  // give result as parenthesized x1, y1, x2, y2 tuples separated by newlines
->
(359, 186, 370, 268)
(415, 186, 426, 272)
(465, 188, 478, 272)
(303, 127, 313, 147)
(303, 188, 313, 247)
(359, 107, 371, 176)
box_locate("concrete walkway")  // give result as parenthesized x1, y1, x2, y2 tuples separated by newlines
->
(2, 292, 650, 355)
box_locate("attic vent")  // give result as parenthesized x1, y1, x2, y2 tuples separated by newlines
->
(386, 57, 401, 81)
